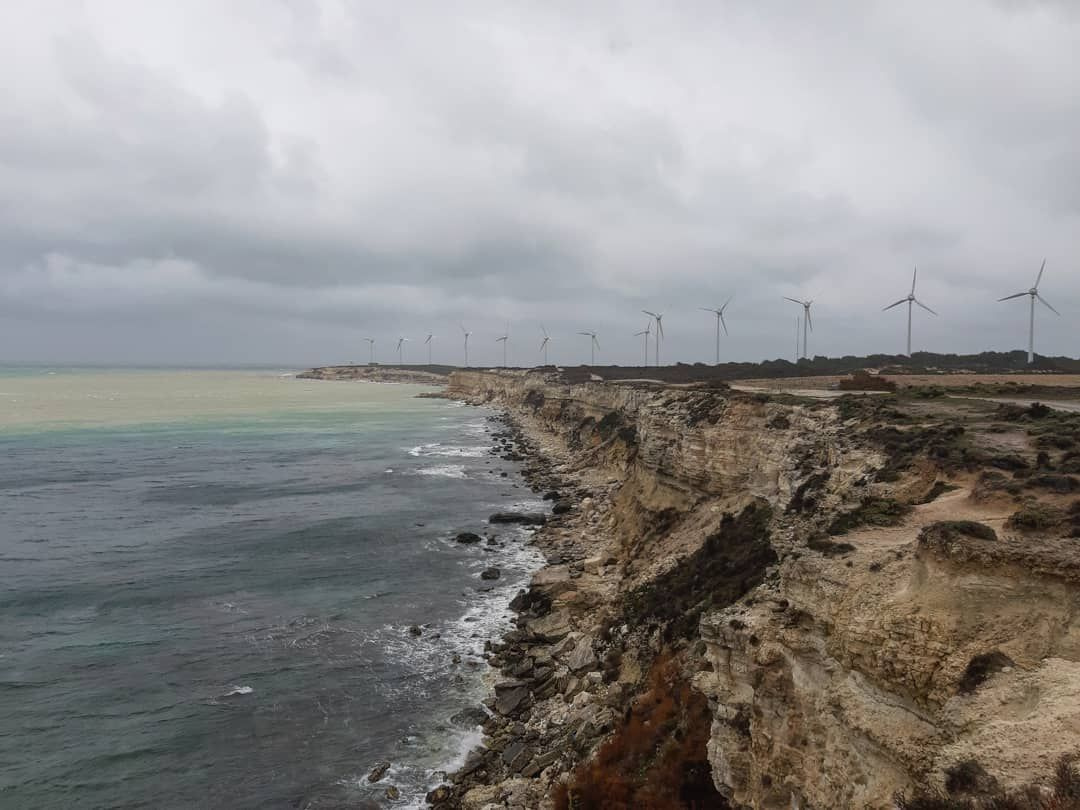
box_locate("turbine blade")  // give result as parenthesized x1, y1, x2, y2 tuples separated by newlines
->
(721, 294, 733, 311)
(911, 265, 917, 296)
(699, 307, 716, 313)
(783, 296, 802, 305)
(882, 298, 907, 311)
(806, 310, 813, 332)
(1037, 294, 1060, 315)
(593, 337, 600, 350)
(915, 299, 937, 315)
(1035, 258, 1046, 288)
(719, 313, 728, 335)
(642, 310, 658, 318)
(998, 292, 1029, 301)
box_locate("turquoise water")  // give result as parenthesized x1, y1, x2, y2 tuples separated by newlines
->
(0, 368, 543, 808)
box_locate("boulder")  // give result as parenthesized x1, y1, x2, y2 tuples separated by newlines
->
(494, 681, 531, 716)
(489, 512, 547, 526)
(367, 761, 391, 783)
(426, 785, 452, 805)
(566, 639, 597, 672)
(407, 625, 422, 637)
(384, 786, 400, 801)
(526, 610, 571, 642)
(456, 532, 483, 544)
(450, 706, 489, 728)
(552, 501, 573, 515)
(480, 567, 501, 580)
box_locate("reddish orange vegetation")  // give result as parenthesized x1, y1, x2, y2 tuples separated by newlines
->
(553, 650, 726, 810)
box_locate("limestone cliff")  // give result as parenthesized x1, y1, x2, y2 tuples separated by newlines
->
(443, 369, 1080, 809)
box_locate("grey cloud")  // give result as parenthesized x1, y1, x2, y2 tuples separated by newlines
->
(0, 0, 1077, 366)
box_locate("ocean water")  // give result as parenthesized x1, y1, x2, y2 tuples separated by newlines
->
(0, 368, 544, 809)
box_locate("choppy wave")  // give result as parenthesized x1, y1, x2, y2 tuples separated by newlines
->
(414, 464, 467, 479)
(408, 442, 488, 458)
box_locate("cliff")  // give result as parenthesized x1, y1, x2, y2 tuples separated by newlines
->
(439, 369, 1080, 809)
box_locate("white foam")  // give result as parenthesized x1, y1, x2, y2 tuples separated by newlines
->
(222, 685, 253, 697)
(414, 464, 467, 479)
(408, 442, 488, 458)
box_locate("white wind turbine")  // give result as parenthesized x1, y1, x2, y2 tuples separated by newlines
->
(460, 324, 472, 367)
(364, 337, 375, 364)
(999, 259, 1060, 364)
(495, 322, 510, 368)
(539, 324, 551, 366)
(882, 266, 936, 356)
(784, 297, 814, 359)
(700, 297, 733, 365)
(396, 336, 409, 364)
(634, 323, 651, 367)
(577, 331, 600, 366)
(642, 310, 664, 366)
(424, 333, 434, 365)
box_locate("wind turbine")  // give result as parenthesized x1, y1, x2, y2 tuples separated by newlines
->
(794, 318, 800, 363)
(642, 310, 664, 366)
(539, 324, 550, 366)
(495, 322, 509, 368)
(999, 259, 1060, 364)
(634, 323, 651, 367)
(460, 324, 471, 367)
(882, 266, 936, 356)
(577, 331, 600, 366)
(424, 333, 434, 365)
(784, 297, 814, 359)
(700, 297, 733, 365)
(396, 337, 409, 364)
(364, 337, 375, 364)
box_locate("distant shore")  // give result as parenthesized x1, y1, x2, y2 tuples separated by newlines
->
(297, 364, 451, 385)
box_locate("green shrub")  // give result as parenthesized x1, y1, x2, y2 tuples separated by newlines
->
(828, 497, 912, 535)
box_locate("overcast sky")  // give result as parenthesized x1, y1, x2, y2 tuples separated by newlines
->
(1, 1, 1077, 367)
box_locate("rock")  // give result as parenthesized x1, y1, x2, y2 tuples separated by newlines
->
(489, 512, 547, 525)
(494, 683, 531, 716)
(503, 741, 534, 773)
(450, 706, 489, 728)
(542, 490, 561, 500)
(521, 749, 560, 778)
(583, 555, 605, 574)
(367, 761, 391, 782)
(462, 785, 501, 809)
(456, 532, 483, 544)
(566, 638, 597, 672)
(407, 625, 422, 637)
(526, 610, 571, 642)
(384, 785, 400, 800)
(480, 567, 501, 580)
(552, 500, 573, 515)
(426, 785, 452, 805)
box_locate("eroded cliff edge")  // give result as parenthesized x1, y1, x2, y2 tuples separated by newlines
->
(441, 369, 1080, 809)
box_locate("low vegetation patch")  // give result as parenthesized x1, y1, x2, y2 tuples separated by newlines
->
(894, 753, 1080, 809)
(1006, 503, 1066, 532)
(554, 651, 726, 810)
(919, 521, 998, 545)
(807, 533, 857, 556)
(828, 496, 912, 535)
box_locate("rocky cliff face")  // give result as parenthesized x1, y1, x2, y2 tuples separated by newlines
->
(444, 370, 1080, 809)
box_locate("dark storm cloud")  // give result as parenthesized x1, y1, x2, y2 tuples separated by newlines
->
(0, 1, 1077, 366)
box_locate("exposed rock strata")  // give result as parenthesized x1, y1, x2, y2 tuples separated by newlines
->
(433, 370, 1080, 809)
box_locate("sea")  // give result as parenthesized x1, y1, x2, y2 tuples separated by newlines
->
(0, 367, 545, 809)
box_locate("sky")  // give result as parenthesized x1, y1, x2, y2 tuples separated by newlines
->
(0, 1, 1077, 367)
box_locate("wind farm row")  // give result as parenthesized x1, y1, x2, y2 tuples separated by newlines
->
(356, 262, 1064, 368)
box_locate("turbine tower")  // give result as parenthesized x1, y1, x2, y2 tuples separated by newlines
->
(495, 322, 509, 368)
(700, 296, 733, 365)
(642, 310, 664, 366)
(539, 324, 550, 366)
(882, 266, 936, 356)
(396, 337, 409, 364)
(999, 259, 1060, 364)
(784, 297, 814, 359)
(424, 333, 434, 365)
(460, 324, 471, 367)
(634, 323, 651, 367)
(364, 337, 375, 364)
(577, 331, 600, 366)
